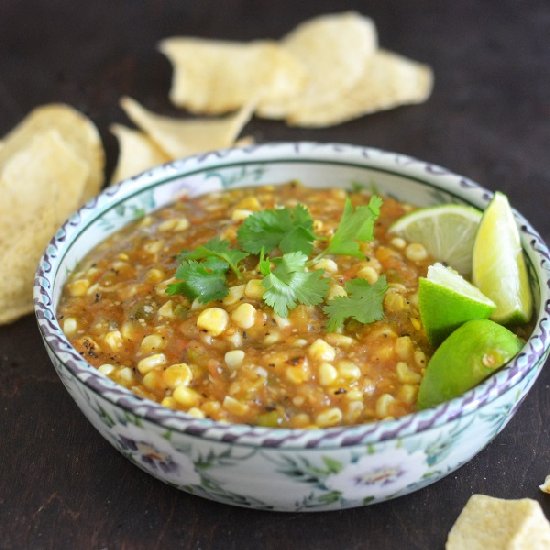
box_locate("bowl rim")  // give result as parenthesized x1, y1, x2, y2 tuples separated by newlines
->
(34, 141, 550, 449)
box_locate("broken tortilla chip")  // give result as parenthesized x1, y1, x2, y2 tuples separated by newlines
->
(257, 12, 377, 119)
(120, 97, 252, 159)
(159, 38, 306, 114)
(0, 200, 59, 325)
(286, 49, 433, 127)
(0, 104, 104, 201)
(540, 475, 550, 494)
(0, 130, 89, 239)
(110, 123, 170, 185)
(446, 495, 550, 550)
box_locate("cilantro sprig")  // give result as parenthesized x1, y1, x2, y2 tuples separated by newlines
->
(323, 276, 388, 331)
(320, 196, 383, 258)
(237, 204, 316, 255)
(166, 238, 248, 303)
(167, 194, 387, 329)
(259, 251, 329, 318)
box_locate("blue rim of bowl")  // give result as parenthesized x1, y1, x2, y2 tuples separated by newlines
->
(34, 142, 550, 449)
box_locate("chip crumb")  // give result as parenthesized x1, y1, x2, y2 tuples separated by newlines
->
(446, 494, 550, 550)
(540, 474, 550, 495)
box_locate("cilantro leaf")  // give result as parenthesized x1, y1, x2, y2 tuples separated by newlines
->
(166, 258, 229, 303)
(324, 196, 383, 257)
(260, 252, 329, 318)
(323, 276, 387, 331)
(237, 205, 317, 255)
(179, 237, 248, 278)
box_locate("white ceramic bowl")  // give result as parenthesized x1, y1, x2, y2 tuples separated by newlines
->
(35, 143, 550, 511)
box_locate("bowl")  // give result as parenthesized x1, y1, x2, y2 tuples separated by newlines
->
(34, 142, 550, 511)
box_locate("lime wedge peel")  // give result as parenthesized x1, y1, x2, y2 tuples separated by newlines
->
(473, 192, 532, 324)
(390, 204, 482, 276)
(419, 263, 495, 346)
(417, 318, 524, 410)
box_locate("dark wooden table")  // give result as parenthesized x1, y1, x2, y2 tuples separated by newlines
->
(1, 1, 549, 548)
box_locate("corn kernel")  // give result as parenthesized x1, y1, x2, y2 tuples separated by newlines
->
(145, 268, 165, 284)
(313, 219, 323, 231)
(98, 363, 115, 376)
(142, 371, 165, 391)
(63, 318, 78, 336)
(244, 279, 264, 299)
(357, 265, 379, 284)
(398, 384, 419, 405)
(395, 336, 413, 360)
(143, 240, 163, 255)
(414, 351, 427, 367)
(411, 317, 421, 330)
(227, 329, 243, 348)
(187, 407, 206, 418)
(236, 197, 261, 210)
(222, 285, 245, 306)
(318, 362, 338, 385)
(161, 396, 177, 409)
(67, 279, 89, 297)
(121, 320, 139, 341)
(384, 292, 407, 312)
(312, 258, 338, 273)
(337, 361, 361, 381)
(328, 284, 347, 299)
(140, 334, 165, 354)
(291, 413, 311, 428)
(157, 300, 175, 319)
(375, 394, 397, 418)
(325, 333, 354, 347)
(308, 339, 336, 362)
(197, 308, 229, 336)
(118, 367, 134, 386)
(274, 314, 291, 329)
(286, 366, 309, 385)
(396, 362, 421, 384)
(163, 363, 193, 388)
(104, 330, 123, 352)
(173, 385, 200, 408)
(223, 395, 249, 416)
(158, 218, 189, 232)
(316, 407, 342, 427)
(155, 277, 176, 297)
(137, 352, 166, 374)
(406, 243, 429, 262)
(231, 303, 255, 330)
(225, 350, 245, 369)
(202, 400, 221, 416)
(345, 401, 364, 423)
(264, 331, 282, 344)
(390, 237, 407, 250)
(231, 208, 253, 221)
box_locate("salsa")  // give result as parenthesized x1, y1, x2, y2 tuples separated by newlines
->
(58, 183, 434, 428)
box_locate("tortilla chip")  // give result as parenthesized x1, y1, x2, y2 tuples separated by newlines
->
(159, 38, 306, 114)
(257, 12, 377, 119)
(232, 135, 254, 147)
(110, 124, 170, 185)
(446, 495, 550, 550)
(0, 104, 104, 201)
(120, 97, 252, 159)
(540, 475, 550, 494)
(0, 130, 89, 239)
(286, 49, 433, 127)
(0, 200, 59, 325)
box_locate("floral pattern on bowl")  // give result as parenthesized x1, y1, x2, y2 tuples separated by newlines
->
(35, 142, 550, 511)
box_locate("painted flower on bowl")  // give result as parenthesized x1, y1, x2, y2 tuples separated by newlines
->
(111, 424, 200, 486)
(325, 448, 427, 499)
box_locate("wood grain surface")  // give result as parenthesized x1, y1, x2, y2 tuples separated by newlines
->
(1, 1, 549, 548)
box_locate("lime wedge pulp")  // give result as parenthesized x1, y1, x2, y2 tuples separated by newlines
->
(472, 192, 532, 324)
(417, 319, 523, 409)
(419, 263, 496, 346)
(390, 204, 482, 276)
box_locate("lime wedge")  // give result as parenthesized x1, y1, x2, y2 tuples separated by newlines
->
(417, 319, 523, 409)
(390, 204, 482, 276)
(419, 263, 495, 346)
(472, 192, 532, 324)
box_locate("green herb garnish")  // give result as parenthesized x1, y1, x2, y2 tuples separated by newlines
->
(259, 251, 329, 318)
(237, 204, 316, 255)
(323, 276, 388, 331)
(321, 196, 383, 258)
